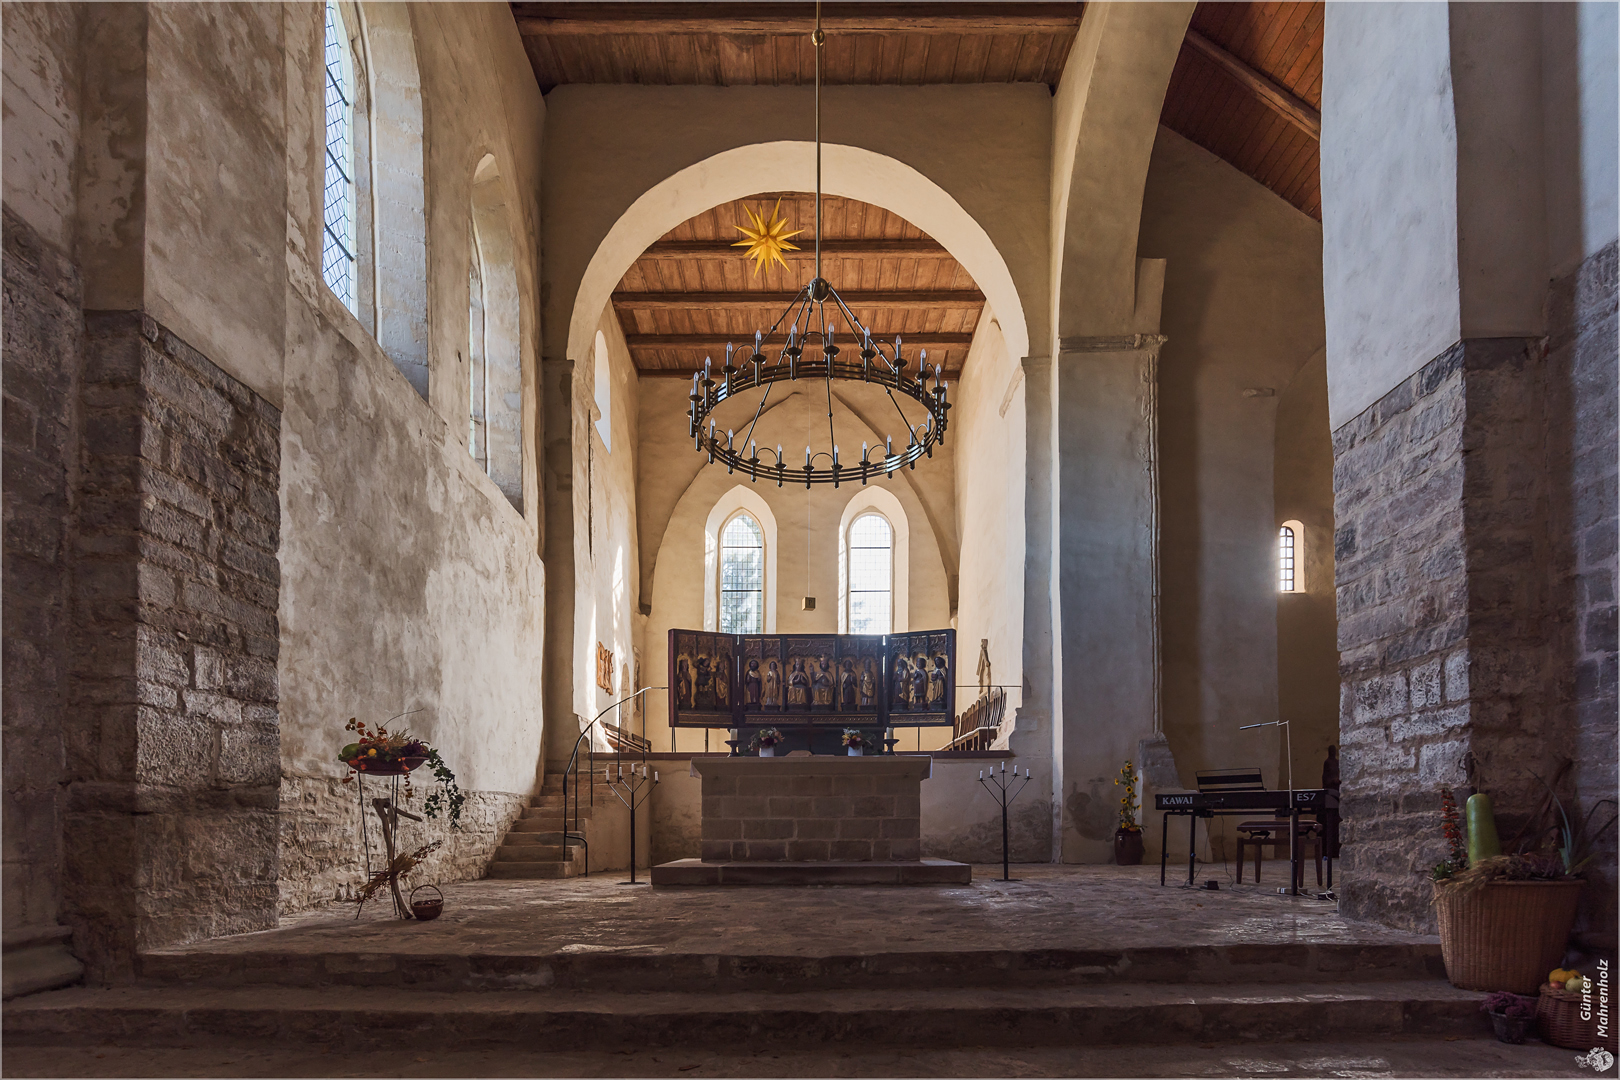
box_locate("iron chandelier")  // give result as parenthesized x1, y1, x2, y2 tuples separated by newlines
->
(686, 4, 952, 488)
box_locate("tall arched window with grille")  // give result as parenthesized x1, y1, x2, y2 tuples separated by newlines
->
(321, 1, 358, 312)
(719, 513, 765, 634)
(846, 513, 894, 634)
(1278, 524, 1298, 592)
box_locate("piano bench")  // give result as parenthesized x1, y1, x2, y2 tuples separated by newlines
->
(1235, 820, 1323, 886)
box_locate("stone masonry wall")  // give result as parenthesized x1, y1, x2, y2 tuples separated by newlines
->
(63, 312, 283, 981)
(1554, 241, 1619, 947)
(278, 774, 523, 915)
(1334, 244, 1618, 934)
(2, 208, 83, 936)
(698, 762, 925, 863)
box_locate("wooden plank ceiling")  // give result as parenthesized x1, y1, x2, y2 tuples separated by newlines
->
(618, 194, 982, 377)
(511, 3, 1082, 89)
(514, 2, 1323, 381)
(1160, 2, 1324, 219)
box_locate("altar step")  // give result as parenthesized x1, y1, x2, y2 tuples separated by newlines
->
(128, 940, 1445, 994)
(2, 980, 1489, 1052)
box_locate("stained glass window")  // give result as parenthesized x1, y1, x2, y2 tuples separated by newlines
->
(1279, 525, 1296, 592)
(847, 513, 893, 634)
(322, 2, 357, 312)
(719, 513, 764, 634)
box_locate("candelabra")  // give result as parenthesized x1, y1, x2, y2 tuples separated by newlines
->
(978, 761, 1031, 882)
(606, 760, 659, 885)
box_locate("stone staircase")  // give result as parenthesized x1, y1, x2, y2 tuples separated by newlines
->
(5, 938, 1488, 1053)
(486, 765, 587, 879)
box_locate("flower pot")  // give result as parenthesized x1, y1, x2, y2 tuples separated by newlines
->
(757, 746, 775, 757)
(847, 746, 864, 756)
(1114, 827, 1144, 866)
(1434, 879, 1583, 992)
(1488, 1011, 1532, 1044)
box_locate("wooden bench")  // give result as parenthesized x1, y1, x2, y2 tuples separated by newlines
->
(944, 686, 1006, 752)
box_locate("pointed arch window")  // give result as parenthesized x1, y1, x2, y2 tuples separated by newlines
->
(321, 0, 357, 313)
(719, 513, 765, 634)
(846, 513, 894, 634)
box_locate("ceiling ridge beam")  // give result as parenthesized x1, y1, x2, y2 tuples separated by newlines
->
(627, 331, 975, 347)
(514, 3, 1083, 36)
(613, 290, 985, 308)
(640, 239, 950, 259)
(1183, 29, 1320, 140)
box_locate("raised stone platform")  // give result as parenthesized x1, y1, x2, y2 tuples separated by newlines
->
(651, 857, 970, 885)
(694, 755, 932, 863)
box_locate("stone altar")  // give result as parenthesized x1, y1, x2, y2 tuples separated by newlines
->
(650, 756, 971, 885)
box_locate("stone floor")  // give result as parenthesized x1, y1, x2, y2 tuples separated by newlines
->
(1, 1035, 1592, 1078)
(180, 863, 1422, 959)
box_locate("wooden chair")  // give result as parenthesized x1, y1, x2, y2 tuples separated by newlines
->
(1236, 816, 1324, 887)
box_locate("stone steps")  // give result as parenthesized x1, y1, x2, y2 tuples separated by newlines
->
(485, 859, 581, 880)
(2, 980, 1489, 1052)
(130, 941, 1445, 995)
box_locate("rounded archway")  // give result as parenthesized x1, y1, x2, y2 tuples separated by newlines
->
(567, 141, 1030, 371)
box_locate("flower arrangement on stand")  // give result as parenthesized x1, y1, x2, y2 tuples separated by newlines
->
(749, 727, 785, 757)
(339, 716, 464, 825)
(842, 729, 871, 756)
(1113, 760, 1144, 865)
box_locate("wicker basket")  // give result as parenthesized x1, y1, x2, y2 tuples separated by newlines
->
(1537, 984, 1618, 1051)
(1434, 879, 1583, 992)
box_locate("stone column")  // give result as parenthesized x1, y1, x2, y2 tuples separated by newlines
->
(1052, 335, 1163, 862)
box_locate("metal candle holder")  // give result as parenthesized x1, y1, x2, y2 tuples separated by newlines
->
(977, 761, 1031, 882)
(606, 761, 659, 885)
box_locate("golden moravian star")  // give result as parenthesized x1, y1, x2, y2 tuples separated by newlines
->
(731, 198, 804, 276)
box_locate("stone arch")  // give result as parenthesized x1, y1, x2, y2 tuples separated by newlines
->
(567, 141, 1030, 379)
(574, 142, 1012, 607)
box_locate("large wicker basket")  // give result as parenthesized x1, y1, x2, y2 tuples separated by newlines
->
(1434, 879, 1583, 992)
(1538, 984, 1618, 1051)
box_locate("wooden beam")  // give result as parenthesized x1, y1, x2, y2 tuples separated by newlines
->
(514, 3, 1083, 36)
(613, 290, 985, 309)
(638, 238, 949, 260)
(1183, 30, 1320, 140)
(628, 331, 974, 351)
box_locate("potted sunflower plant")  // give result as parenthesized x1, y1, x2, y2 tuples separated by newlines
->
(1113, 760, 1144, 865)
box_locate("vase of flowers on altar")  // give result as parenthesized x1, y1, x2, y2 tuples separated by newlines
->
(842, 729, 870, 756)
(1113, 760, 1144, 865)
(749, 728, 784, 757)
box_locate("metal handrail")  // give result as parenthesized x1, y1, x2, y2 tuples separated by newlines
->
(560, 685, 666, 877)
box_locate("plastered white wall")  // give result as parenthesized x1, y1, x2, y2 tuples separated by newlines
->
(573, 307, 641, 742)
(1544, 2, 1620, 276)
(1140, 128, 1328, 797)
(953, 314, 1026, 718)
(1322, 2, 1461, 430)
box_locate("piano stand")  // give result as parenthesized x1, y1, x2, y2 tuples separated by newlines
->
(1158, 806, 1314, 895)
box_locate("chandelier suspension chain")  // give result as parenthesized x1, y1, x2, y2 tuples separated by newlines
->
(685, 0, 951, 488)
